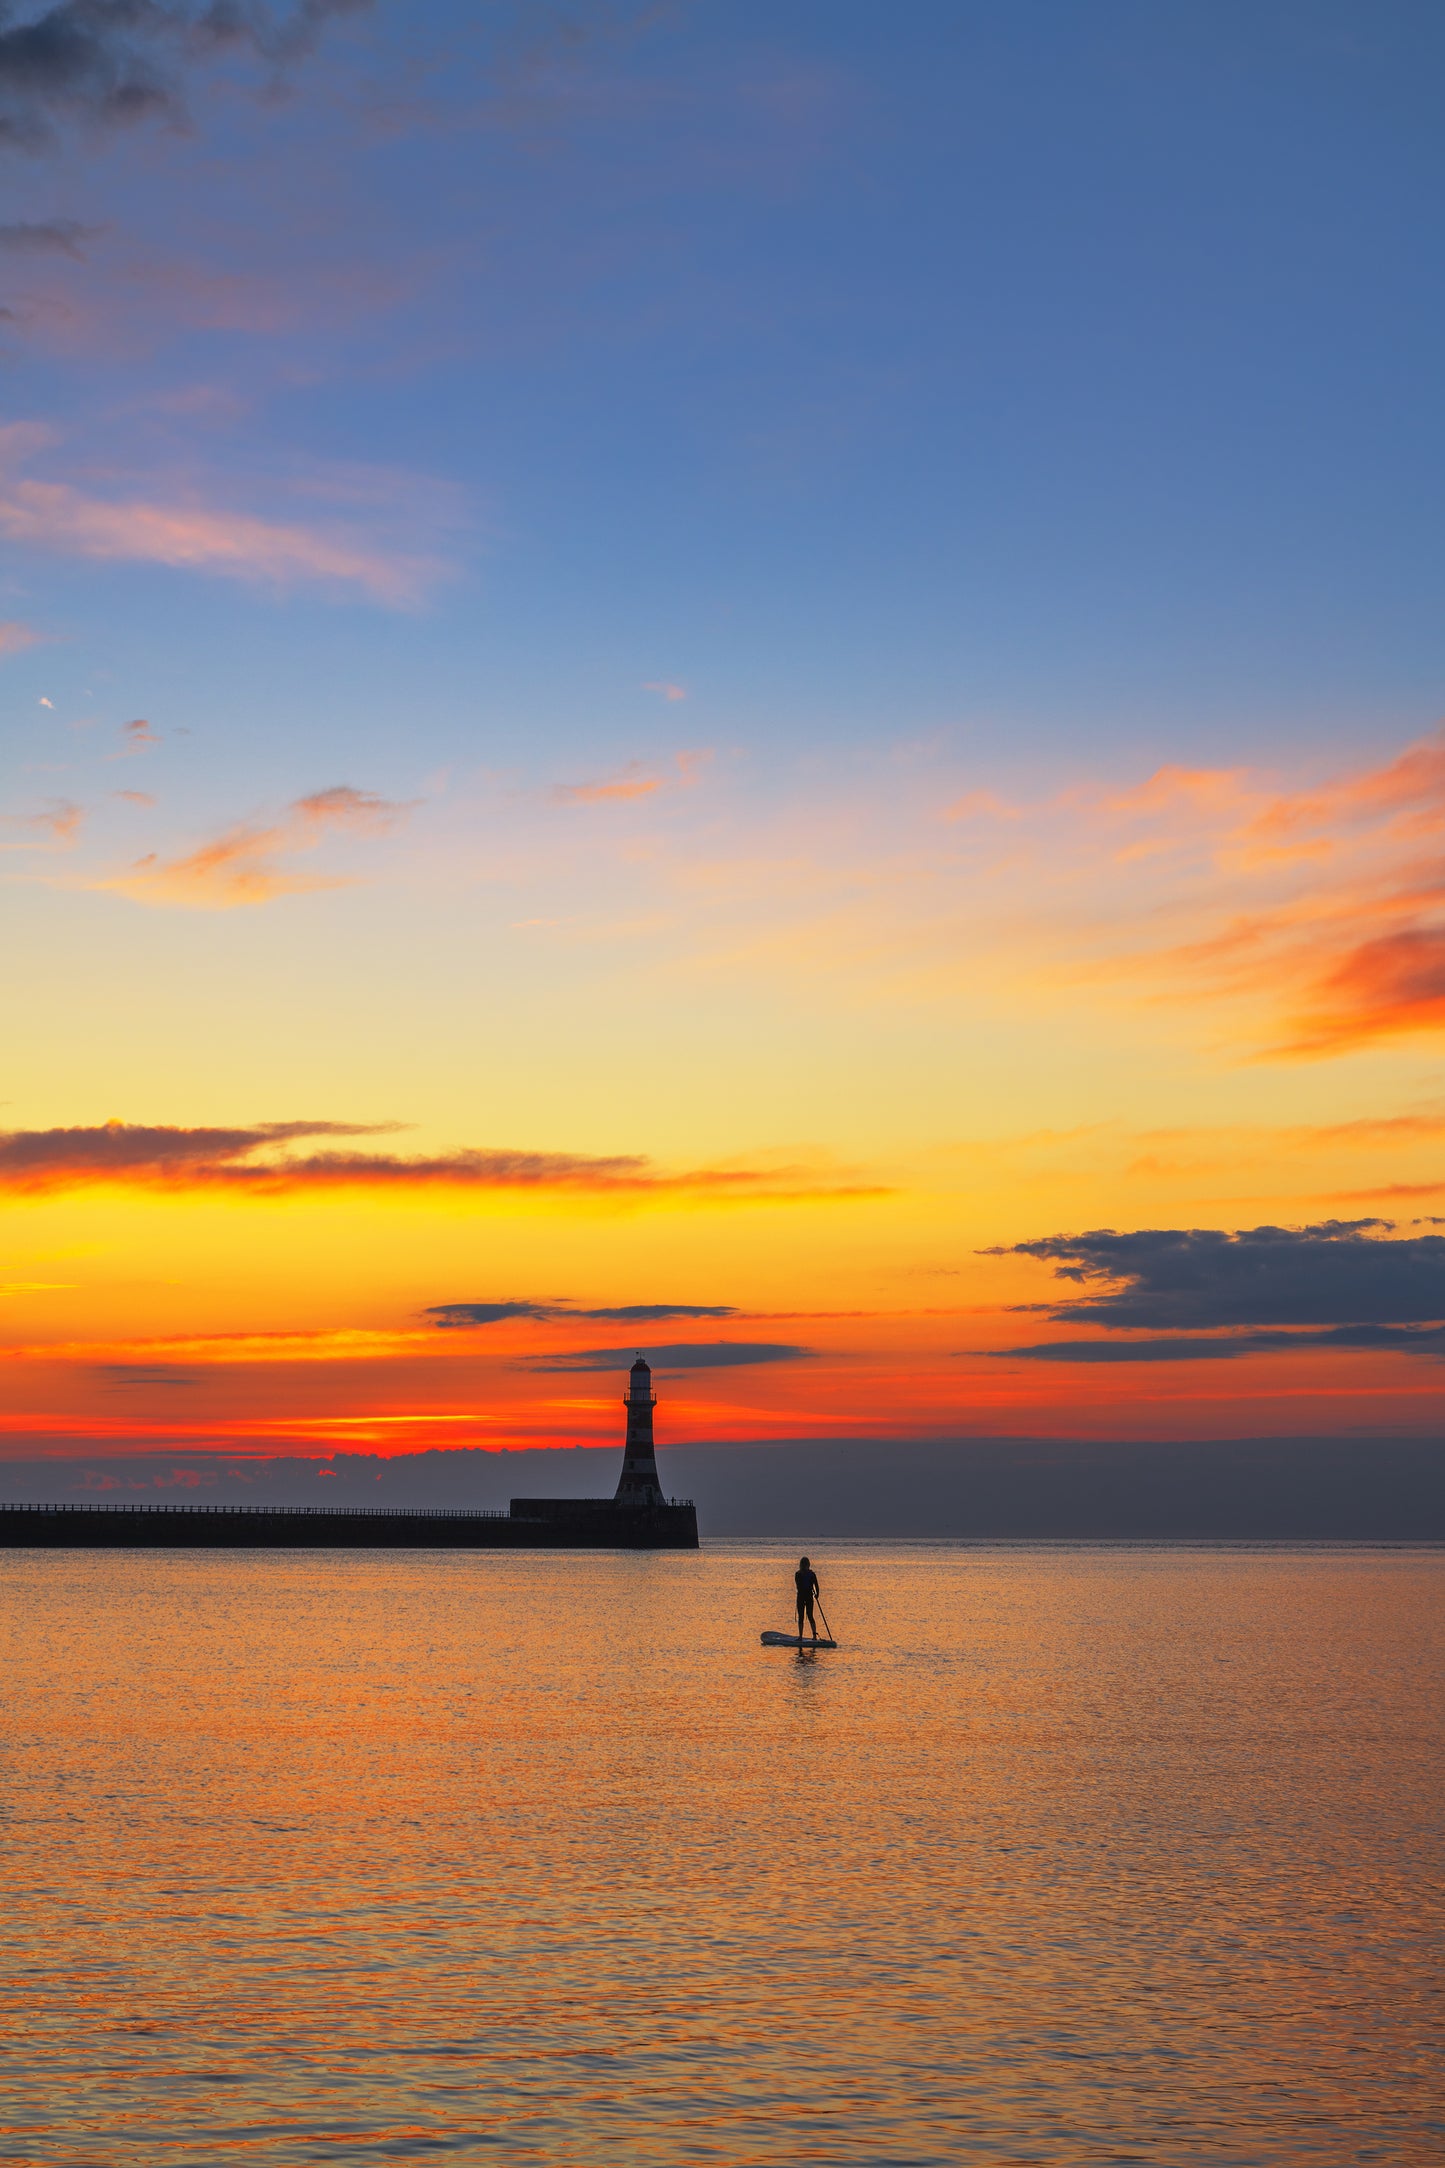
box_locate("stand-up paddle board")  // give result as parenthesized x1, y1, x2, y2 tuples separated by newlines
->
(760, 1630, 838, 1648)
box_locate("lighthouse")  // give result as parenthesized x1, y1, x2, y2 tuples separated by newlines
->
(505, 1353, 694, 1541)
(614, 1355, 665, 1506)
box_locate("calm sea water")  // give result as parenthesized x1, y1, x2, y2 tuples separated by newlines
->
(0, 1542, 1440, 2165)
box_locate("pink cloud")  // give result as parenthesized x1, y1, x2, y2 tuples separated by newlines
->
(0, 426, 444, 606)
(0, 620, 39, 656)
(2, 800, 82, 850)
(115, 718, 160, 756)
(101, 786, 414, 909)
(643, 680, 687, 701)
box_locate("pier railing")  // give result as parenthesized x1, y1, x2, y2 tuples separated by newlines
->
(0, 1501, 510, 1518)
(0, 1499, 694, 1516)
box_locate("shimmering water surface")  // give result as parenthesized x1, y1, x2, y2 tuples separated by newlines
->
(1, 1543, 1440, 2165)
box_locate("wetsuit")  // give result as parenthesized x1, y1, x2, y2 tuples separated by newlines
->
(795, 1566, 819, 1636)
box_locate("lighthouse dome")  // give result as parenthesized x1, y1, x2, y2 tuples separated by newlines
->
(630, 1354, 651, 1373)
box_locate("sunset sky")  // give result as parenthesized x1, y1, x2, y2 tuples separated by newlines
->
(4, 0, 1445, 1482)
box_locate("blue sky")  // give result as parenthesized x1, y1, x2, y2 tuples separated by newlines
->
(6, 0, 1442, 806)
(5, 1, 1445, 1470)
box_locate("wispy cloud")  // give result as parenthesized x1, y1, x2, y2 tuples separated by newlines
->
(425, 1299, 738, 1328)
(0, 0, 368, 152)
(553, 761, 661, 806)
(2, 797, 81, 849)
(114, 717, 159, 756)
(424, 1300, 555, 1327)
(0, 219, 98, 256)
(552, 749, 710, 806)
(643, 680, 687, 701)
(0, 618, 38, 654)
(737, 726, 1445, 1061)
(993, 1323, 1445, 1363)
(1063, 733, 1445, 1056)
(0, 424, 442, 604)
(0, 1120, 887, 1204)
(528, 1340, 814, 1372)
(943, 788, 1018, 823)
(95, 1365, 202, 1390)
(100, 784, 412, 908)
(0, 1119, 399, 1192)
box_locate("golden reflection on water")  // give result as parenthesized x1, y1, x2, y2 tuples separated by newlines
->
(0, 1543, 1440, 2164)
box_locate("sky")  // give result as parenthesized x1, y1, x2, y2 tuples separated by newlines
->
(3, 0, 1445, 1492)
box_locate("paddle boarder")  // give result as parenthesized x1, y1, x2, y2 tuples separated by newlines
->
(795, 1555, 820, 1645)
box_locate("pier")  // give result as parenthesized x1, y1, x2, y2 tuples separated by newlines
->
(0, 1498, 698, 1549)
(0, 1358, 699, 1549)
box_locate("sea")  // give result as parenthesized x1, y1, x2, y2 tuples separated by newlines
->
(1, 1542, 1440, 2165)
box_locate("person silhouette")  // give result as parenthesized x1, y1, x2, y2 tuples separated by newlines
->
(794, 1555, 820, 1644)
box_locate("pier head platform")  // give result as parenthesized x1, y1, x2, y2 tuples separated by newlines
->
(0, 1357, 698, 1551)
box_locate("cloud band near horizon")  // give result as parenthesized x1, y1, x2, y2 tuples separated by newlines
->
(988, 1219, 1445, 1362)
(0, 1121, 885, 1203)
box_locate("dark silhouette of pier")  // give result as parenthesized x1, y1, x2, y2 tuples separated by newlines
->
(0, 1498, 697, 1549)
(0, 1359, 698, 1550)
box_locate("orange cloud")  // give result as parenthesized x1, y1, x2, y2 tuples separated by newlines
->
(100, 784, 412, 908)
(1116, 735, 1445, 1054)
(0, 619, 39, 655)
(643, 680, 687, 701)
(553, 750, 709, 804)
(1102, 764, 1252, 819)
(1284, 928, 1445, 1056)
(554, 761, 661, 805)
(955, 727, 1445, 1057)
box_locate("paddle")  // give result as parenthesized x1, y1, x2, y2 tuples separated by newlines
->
(815, 1599, 835, 1645)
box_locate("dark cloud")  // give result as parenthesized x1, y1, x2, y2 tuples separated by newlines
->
(424, 1299, 738, 1330)
(577, 1303, 737, 1323)
(0, 1121, 863, 1201)
(94, 1363, 202, 1387)
(529, 1341, 814, 1373)
(0, 1, 368, 153)
(0, 1118, 400, 1187)
(990, 1220, 1445, 1329)
(425, 1301, 554, 1329)
(0, 216, 98, 254)
(993, 1324, 1445, 1364)
(993, 1336, 1260, 1364)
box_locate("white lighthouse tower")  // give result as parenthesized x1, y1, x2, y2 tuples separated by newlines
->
(614, 1355, 665, 1506)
